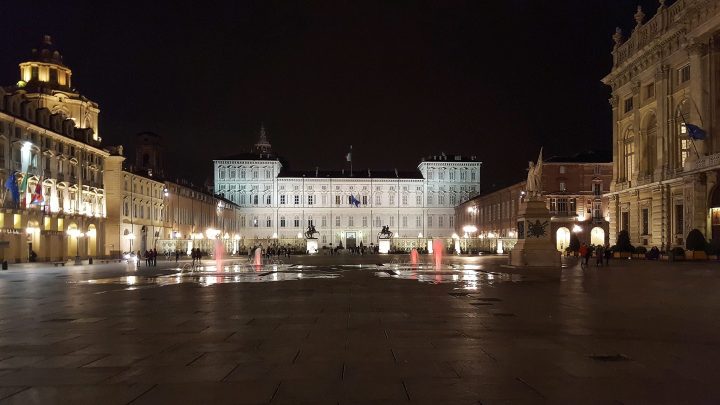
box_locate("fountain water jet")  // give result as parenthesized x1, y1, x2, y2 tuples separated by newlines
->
(254, 247, 263, 266)
(410, 248, 419, 266)
(214, 239, 224, 270)
(432, 239, 444, 269)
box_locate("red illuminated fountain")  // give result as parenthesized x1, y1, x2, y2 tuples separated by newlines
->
(410, 248, 419, 266)
(432, 239, 444, 269)
(214, 239, 223, 271)
(254, 247, 263, 267)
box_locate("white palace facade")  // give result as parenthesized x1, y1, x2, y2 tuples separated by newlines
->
(214, 130, 481, 250)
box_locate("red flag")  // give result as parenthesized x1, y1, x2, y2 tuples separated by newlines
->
(31, 179, 43, 205)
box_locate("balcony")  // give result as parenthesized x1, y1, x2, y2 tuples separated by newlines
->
(686, 152, 720, 172)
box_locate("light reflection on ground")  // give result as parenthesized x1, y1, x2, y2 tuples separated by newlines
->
(376, 263, 523, 290)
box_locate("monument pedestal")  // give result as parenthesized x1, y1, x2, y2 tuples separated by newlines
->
(378, 239, 390, 254)
(510, 198, 560, 267)
(306, 238, 318, 254)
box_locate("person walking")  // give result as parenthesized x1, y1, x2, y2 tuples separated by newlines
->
(595, 245, 604, 267)
(579, 243, 588, 269)
(604, 244, 612, 266)
(152, 249, 158, 266)
(175, 249, 180, 263)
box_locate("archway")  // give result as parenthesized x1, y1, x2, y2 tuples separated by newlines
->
(591, 227, 605, 246)
(66, 223, 78, 258)
(87, 224, 97, 257)
(26, 220, 40, 261)
(556, 227, 570, 252)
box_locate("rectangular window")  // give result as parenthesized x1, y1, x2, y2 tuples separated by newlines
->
(621, 211, 629, 232)
(438, 216, 444, 227)
(294, 218, 300, 227)
(280, 195, 286, 205)
(624, 97, 633, 113)
(389, 216, 395, 227)
(416, 195, 422, 205)
(307, 195, 314, 205)
(362, 195, 367, 205)
(375, 195, 381, 205)
(362, 216, 368, 227)
(349, 216, 354, 226)
(593, 183, 602, 196)
(559, 166, 566, 174)
(593, 200, 601, 219)
(557, 198, 568, 213)
(335, 195, 341, 205)
(294, 195, 300, 205)
(559, 182, 566, 192)
(336, 216, 340, 226)
(402, 195, 407, 205)
(645, 83, 655, 100)
(428, 216, 433, 227)
(389, 195, 395, 205)
(679, 65, 690, 84)
(416, 216, 421, 227)
(449, 216, 454, 228)
(321, 216, 327, 227)
(674, 204, 684, 235)
(402, 216, 407, 228)
(280, 218, 286, 227)
(641, 208, 649, 235)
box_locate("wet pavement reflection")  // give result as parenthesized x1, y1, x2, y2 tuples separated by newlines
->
(376, 262, 524, 290)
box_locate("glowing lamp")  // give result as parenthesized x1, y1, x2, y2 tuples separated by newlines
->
(572, 225, 582, 233)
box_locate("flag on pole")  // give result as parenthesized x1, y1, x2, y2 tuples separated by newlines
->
(19, 173, 29, 208)
(686, 123, 707, 140)
(349, 195, 360, 207)
(4, 172, 19, 206)
(31, 178, 44, 205)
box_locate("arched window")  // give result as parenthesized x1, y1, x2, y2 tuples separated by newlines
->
(623, 127, 635, 181)
(676, 100, 692, 168)
(642, 112, 657, 175)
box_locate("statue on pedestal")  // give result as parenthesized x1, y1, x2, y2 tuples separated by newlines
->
(378, 225, 393, 239)
(526, 148, 543, 199)
(304, 224, 318, 239)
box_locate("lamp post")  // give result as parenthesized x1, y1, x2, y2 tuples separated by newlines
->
(67, 229, 85, 265)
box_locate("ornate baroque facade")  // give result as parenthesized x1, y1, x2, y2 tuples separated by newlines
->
(214, 131, 481, 250)
(603, 0, 720, 249)
(0, 36, 106, 261)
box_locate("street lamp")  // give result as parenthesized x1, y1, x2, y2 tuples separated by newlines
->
(67, 229, 85, 265)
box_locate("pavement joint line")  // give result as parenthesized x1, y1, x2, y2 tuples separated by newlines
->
(516, 377, 545, 399)
(391, 348, 398, 363)
(223, 331, 237, 341)
(0, 386, 30, 402)
(292, 349, 301, 364)
(221, 362, 241, 382)
(401, 380, 411, 401)
(186, 352, 206, 366)
(269, 381, 282, 404)
(341, 362, 346, 380)
(126, 383, 158, 404)
(79, 353, 110, 367)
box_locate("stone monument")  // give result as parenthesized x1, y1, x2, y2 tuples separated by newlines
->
(509, 148, 561, 267)
(377, 225, 393, 254)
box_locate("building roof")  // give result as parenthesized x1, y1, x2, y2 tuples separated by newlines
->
(277, 169, 424, 180)
(420, 153, 481, 163)
(545, 150, 612, 163)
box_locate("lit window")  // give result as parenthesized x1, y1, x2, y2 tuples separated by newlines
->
(679, 65, 690, 84)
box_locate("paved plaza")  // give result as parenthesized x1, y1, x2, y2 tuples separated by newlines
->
(0, 255, 719, 404)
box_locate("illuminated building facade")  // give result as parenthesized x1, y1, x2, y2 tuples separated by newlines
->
(455, 155, 612, 251)
(0, 35, 106, 262)
(214, 128, 481, 250)
(603, 2, 720, 249)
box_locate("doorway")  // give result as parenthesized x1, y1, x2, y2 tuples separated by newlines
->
(346, 232, 357, 249)
(711, 186, 720, 244)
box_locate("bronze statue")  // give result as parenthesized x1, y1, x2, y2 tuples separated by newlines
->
(304, 224, 319, 239)
(377, 225, 393, 239)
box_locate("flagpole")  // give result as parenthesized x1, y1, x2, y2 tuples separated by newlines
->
(679, 112, 701, 158)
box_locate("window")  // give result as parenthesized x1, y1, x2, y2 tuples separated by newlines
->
(438, 216, 444, 227)
(335, 216, 340, 226)
(280, 195, 286, 205)
(624, 97, 633, 113)
(439, 195, 445, 205)
(559, 182, 566, 192)
(450, 195, 456, 205)
(229, 169, 236, 178)
(623, 129, 635, 181)
(362, 216, 367, 227)
(402, 216, 407, 228)
(471, 171, 476, 181)
(375, 216, 381, 227)
(253, 195, 258, 205)
(321, 216, 327, 227)
(348, 216, 354, 226)
(416, 195, 422, 205)
(294, 195, 300, 205)
(252, 170, 258, 179)
(641, 208, 649, 235)
(265, 195, 271, 205)
(674, 204, 684, 236)
(294, 217, 300, 228)
(402, 195, 407, 205)
(449, 216, 454, 228)
(389, 195, 395, 205)
(416, 216, 421, 227)
(253, 217, 259, 228)
(266, 217, 272, 227)
(559, 166, 566, 174)
(679, 65, 690, 84)
(240, 170, 246, 179)
(557, 198, 568, 214)
(219, 169, 226, 179)
(679, 122, 691, 167)
(362, 195, 368, 205)
(280, 217, 286, 227)
(307, 195, 314, 205)
(428, 216, 433, 227)
(375, 195, 381, 205)
(389, 216, 395, 227)
(427, 195, 432, 205)
(335, 195, 341, 205)
(621, 211, 629, 232)
(645, 83, 655, 100)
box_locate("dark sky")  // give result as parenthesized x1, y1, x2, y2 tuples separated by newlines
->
(0, 1, 662, 188)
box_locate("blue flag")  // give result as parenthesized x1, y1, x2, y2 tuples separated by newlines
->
(349, 195, 360, 207)
(686, 123, 707, 140)
(4, 172, 19, 206)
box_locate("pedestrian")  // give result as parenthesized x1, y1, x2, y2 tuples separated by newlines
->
(175, 249, 180, 263)
(595, 245, 604, 267)
(604, 244, 612, 265)
(579, 243, 588, 268)
(152, 249, 158, 266)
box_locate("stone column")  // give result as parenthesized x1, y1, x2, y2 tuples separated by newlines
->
(609, 95, 620, 190)
(688, 41, 708, 157)
(655, 65, 669, 178)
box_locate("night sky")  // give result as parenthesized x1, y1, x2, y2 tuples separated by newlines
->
(0, 1, 663, 189)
